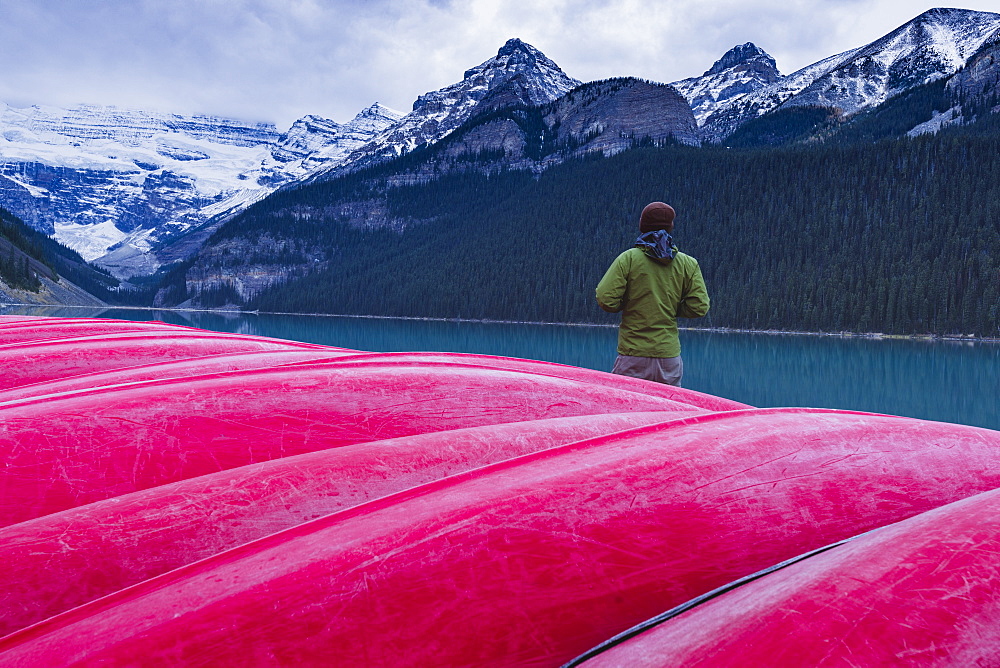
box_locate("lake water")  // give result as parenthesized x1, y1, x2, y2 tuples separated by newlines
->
(4, 305, 999, 432)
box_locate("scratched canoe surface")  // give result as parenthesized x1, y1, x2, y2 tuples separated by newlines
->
(0, 411, 693, 637)
(6, 409, 1000, 665)
(2, 315, 1000, 666)
(0, 317, 204, 344)
(576, 487, 1000, 667)
(0, 357, 734, 526)
(0, 334, 356, 392)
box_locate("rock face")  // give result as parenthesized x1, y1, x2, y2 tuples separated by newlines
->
(0, 102, 402, 277)
(675, 8, 1000, 142)
(317, 39, 582, 175)
(376, 78, 699, 173)
(545, 78, 699, 153)
(945, 31, 1000, 112)
(176, 235, 321, 308)
(671, 43, 782, 126)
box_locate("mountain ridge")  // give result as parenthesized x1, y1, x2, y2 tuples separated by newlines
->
(692, 7, 1000, 141)
(307, 38, 583, 180)
(1, 7, 1000, 288)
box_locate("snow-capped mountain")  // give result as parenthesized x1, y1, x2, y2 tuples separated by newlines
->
(0, 38, 581, 276)
(785, 8, 1000, 112)
(4, 9, 1000, 284)
(425, 77, 699, 170)
(0, 101, 402, 275)
(316, 38, 582, 176)
(684, 8, 1000, 142)
(261, 103, 404, 179)
(670, 43, 782, 127)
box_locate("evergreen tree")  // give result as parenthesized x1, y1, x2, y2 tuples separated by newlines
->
(170, 120, 1000, 339)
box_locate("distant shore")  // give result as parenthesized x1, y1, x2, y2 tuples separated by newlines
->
(3, 302, 999, 344)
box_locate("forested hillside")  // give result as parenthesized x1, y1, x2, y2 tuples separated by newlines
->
(0, 206, 119, 301)
(0, 209, 48, 291)
(211, 123, 1000, 338)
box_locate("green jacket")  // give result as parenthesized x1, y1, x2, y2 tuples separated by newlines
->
(596, 246, 710, 358)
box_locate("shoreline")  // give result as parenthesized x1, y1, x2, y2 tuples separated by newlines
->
(3, 302, 999, 344)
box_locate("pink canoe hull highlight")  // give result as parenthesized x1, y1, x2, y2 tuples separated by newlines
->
(5, 409, 1000, 665)
(0, 411, 692, 636)
(0, 334, 350, 392)
(0, 318, 202, 344)
(582, 486, 1000, 666)
(3, 315, 999, 667)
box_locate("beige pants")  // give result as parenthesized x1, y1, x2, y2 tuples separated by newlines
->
(612, 354, 683, 387)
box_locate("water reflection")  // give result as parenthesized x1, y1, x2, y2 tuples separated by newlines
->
(3, 305, 998, 431)
(684, 331, 1000, 429)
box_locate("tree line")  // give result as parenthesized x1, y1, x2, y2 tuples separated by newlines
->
(0, 206, 120, 298)
(193, 123, 1000, 338)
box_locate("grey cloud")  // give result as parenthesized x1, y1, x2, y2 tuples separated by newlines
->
(1, 0, 998, 131)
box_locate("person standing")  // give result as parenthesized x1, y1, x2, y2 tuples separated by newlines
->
(595, 202, 710, 386)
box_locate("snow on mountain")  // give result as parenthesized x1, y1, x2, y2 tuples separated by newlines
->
(783, 7, 1000, 114)
(0, 102, 276, 181)
(260, 103, 404, 180)
(681, 8, 1000, 142)
(693, 48, 862, 142)
(4, 12, 1000, 280)
(670, 43, 782, 126)
(318, 38, 581, 175)
(0, 101, 401, 272)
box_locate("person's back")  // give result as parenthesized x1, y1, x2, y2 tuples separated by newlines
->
(595, 202, 709, 386)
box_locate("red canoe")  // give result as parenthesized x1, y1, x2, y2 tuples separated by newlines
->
(0, 317, 199, 344)
(314, 351, 744, 410)
(574, 486, 1000, 666)
(0, 411, 689, 637)
(0, 333, 348, 391)
(0, 356, 712, 526)
(4, 408, 1000, 665)
(4, 315, 999, 667)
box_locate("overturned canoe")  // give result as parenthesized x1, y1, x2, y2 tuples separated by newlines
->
(4, 408, 1000, 665)
(0, 317, 200, 344)
(4, 315, 1000, 667)
(573, 486, 1000, 666)
(0, 333, 347, 391)
(0, 356, 714, 526)
(0, 411, 689, 637)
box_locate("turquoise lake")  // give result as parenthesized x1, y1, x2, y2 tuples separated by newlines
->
(4, 305, 999, 432)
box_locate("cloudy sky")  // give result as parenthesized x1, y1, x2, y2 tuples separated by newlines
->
(2, 0, 1000, 129)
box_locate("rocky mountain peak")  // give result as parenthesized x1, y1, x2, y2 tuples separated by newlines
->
(356, 102, 402, 120)
(462, 38, 543, 79)
(706, 43, 779, 76)
(913, 7, 992, 25)
(456, 38, 580, 105)
(497, 37, 535, 60)
(345, 103, 404, 134)
(671, 42, 782, 128)
(327, 38, 580, 174)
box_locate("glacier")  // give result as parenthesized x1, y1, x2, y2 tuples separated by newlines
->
(2, 9, 1000, 279)
(0, 101, 402, 276)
